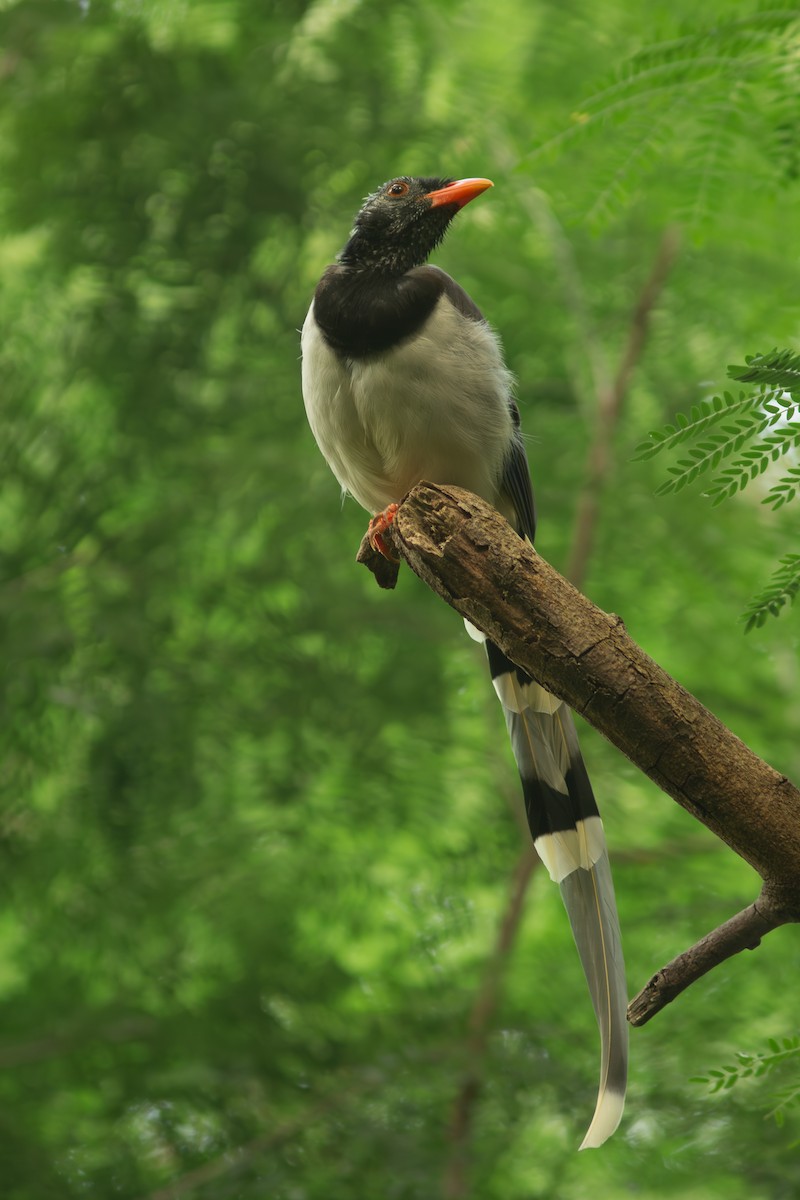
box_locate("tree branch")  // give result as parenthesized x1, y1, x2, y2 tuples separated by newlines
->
(443, 846, 539, 1199)
(138, 1070, 380, 1200)
(627, 900, 787, 1026)
(567, 226, 680, 586)
(360, 482, 800, 1021)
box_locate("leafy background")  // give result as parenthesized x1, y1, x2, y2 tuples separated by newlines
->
(1, 1, 799, 1197)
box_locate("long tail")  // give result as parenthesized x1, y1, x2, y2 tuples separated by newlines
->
(467, 623, 628, 1148)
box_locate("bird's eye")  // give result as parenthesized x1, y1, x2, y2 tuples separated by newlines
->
(387, 181, 409, 197)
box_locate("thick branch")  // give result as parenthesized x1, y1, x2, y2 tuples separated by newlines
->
(361, 482, 800, 1019)
(380, 482, 800, 895)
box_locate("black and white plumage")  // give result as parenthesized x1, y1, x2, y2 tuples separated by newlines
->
(301, 175, 627, 1148)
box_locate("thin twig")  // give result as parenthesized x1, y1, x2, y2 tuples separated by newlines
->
(490, 134, 610, 411)
(518, 187, 611, 413)
(443, 847, 539, 1199)
(0, 1016, 155, 1069)
(567, 226, 681, 586)
(627, 897, 789, 1026)
(138, 1071, 379, 1200)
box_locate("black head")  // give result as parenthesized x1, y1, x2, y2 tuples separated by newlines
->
(339, 175, 493, 275)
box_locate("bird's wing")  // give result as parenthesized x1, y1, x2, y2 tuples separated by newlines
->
(500, 408, 537, 542)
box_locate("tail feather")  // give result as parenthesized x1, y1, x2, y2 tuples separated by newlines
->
(561, 851, 628, 1149)
(473, 625, 628, 1148)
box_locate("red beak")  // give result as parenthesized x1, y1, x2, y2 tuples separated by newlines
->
(424, 177, 494, 210)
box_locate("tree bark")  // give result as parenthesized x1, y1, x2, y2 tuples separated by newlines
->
(359, 482, 800, 1023)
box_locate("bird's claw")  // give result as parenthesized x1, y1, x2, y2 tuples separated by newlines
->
(368, 504, 400, 562)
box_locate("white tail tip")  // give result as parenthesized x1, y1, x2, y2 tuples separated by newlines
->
(579, 1088, 625, 1150)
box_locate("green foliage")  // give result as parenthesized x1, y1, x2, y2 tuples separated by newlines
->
(529, 8, 800, 229)
(635, 349, 800, 505)
(636, 348, 800, 627)
(732, 346, 800, 391)
(693, 1036, 800, 1128)
(742, 554, 800, 631)
(633, 387, 785, 496)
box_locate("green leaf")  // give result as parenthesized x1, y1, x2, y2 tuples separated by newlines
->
(743, 556, 800, 632)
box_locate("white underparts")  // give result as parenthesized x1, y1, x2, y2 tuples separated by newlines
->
(301, 296, 515, 514)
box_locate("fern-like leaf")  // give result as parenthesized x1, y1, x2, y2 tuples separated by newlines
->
(639, 347, 800, 628)
(706, 426, 800, 505)
(742, 555, 800, 631)
(765, 466, 800, 510)
(693, 1035, 800, 1125)
(634, 392, 763, 461)
(638, 351, 800, 494)
(527, 11, 800, 229)
(531, 13, 800, 160)
(729, 347, 800, 393)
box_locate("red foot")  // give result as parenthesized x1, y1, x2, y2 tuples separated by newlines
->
(368, 504, 400, 562)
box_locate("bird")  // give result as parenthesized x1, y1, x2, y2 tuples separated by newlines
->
(300, 175, 628, 1149)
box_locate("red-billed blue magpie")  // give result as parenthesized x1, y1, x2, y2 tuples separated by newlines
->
(301, 176, 627, 1148)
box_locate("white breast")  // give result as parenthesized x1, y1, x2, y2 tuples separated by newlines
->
(301, 295, 515, 516)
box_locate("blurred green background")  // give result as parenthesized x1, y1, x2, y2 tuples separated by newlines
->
(2, 1, 800, 1197)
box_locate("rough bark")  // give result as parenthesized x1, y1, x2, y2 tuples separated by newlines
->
(359, 482, 800, 1023)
